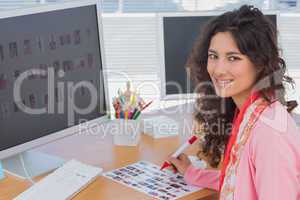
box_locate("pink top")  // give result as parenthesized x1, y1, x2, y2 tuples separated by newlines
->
(184, 101, 300, 199)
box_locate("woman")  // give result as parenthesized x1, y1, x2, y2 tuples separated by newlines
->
(168, 5, 300, 200)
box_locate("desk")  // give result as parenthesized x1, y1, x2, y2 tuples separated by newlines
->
(0, 130, 217, 200)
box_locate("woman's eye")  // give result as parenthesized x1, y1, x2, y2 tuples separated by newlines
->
(208, 54, 217, 60)
(228, 56, 240, 62)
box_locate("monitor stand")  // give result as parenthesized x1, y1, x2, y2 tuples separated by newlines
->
(2, 150, 65, 179)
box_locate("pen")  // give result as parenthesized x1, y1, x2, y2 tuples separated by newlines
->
(141, 100, 153, 111)
(160, 135, 198, 171)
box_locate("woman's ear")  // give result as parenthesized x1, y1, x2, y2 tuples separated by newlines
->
(256, 66, 264, 74)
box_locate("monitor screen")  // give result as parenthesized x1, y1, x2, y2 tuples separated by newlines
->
(0, 4, 107, 153)
(161, 14, 277, 98)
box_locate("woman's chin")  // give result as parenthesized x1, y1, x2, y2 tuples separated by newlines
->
(215, 89, 233, 98)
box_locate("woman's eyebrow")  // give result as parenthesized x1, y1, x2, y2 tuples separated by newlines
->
(208, 49, 241, 56)
(208, 49, 217, 54)
(226, 51, 242, 56)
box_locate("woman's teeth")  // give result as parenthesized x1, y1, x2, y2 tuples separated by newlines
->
(216, 79, 233, 88)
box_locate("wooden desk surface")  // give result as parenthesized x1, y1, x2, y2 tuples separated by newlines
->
(0, 131, 217, 200)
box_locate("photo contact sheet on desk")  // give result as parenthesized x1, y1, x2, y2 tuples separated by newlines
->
(103, 161, 202, 200)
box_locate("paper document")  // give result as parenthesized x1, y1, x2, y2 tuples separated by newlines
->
(103, 161, 202, 200)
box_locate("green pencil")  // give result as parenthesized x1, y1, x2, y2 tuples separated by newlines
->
(132, 110, 141, 120)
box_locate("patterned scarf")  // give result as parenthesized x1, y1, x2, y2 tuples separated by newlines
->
(219, 93, 269, 199)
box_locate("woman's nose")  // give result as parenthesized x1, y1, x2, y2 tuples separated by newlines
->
(213, 59, 227, 76)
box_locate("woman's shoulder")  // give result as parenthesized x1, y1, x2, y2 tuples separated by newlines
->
(249, 101, 300, 158)
(253, 101, 299, 136)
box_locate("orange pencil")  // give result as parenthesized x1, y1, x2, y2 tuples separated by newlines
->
(124, 110, 128, 119)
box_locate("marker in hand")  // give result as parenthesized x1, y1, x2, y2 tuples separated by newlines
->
(160, 135, 198, 171)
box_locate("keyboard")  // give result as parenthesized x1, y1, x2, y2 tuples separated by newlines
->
(14, 159, 103, 200)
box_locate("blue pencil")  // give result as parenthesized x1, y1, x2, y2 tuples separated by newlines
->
(120, 111, 124, 119)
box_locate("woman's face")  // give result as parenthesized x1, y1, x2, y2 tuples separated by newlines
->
(207, 31, 258, 101)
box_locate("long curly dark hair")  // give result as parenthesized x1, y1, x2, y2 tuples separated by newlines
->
(186, 5, 296, 168)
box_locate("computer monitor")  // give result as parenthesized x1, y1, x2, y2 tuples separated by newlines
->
(0, 0, 109, 178)
(159, 12, 278, 100)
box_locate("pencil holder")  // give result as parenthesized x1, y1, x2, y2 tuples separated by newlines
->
(110, 119, 142, 146)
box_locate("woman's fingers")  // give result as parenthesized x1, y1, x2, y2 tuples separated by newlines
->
(178, 153, 188, 160)
(167, 154, 191, 174)
(169, 157, 180, 166)
(168, 154, 189, 167)
(178, 154, 191, 165)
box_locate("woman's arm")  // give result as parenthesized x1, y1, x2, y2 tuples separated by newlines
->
(184, 165, 220, 190)
(168, 153, 220, 190)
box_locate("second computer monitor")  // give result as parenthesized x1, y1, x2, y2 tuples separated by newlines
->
(159, 12, 277, 99)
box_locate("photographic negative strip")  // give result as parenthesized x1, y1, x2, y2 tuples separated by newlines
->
(23, 39, 32, 55)
(87, 53, 94, 68)
(49, 34, 57, 50)
(9, 42, 18, 58)
(0, 74, 8, 90)
(103, 161, 201, 200)
(37, 36, 45, 53)
(59, 33, 71, 46)
(73, 30, 81, 45)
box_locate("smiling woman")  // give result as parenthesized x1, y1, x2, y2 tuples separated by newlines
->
(167, 4, 300, 200)
(187, 4, 296, 169)
(207, 31, 259, 109)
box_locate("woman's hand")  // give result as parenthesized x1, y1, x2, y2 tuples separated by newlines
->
(168, 153, 192, 174)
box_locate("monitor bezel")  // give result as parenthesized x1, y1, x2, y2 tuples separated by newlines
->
(158, 10, 279, 100)
(0, 0, 111, 160)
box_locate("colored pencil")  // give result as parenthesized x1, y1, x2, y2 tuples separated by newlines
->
(132, 110, 141, 120)
(141, 100, 153, 111)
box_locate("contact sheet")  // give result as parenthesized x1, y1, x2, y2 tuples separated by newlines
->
(103, 161, 202, 200)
